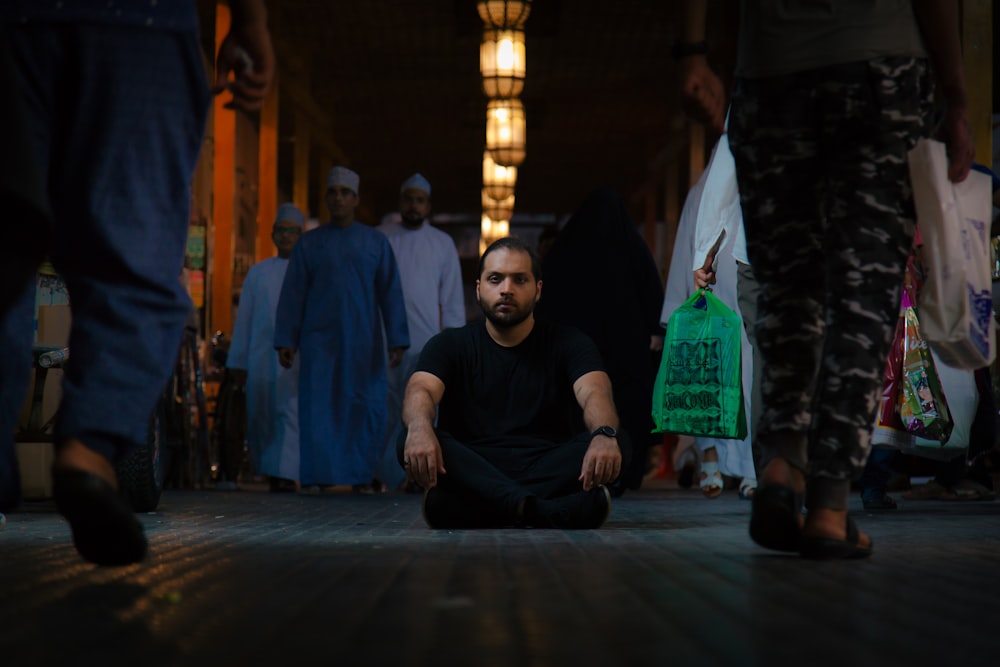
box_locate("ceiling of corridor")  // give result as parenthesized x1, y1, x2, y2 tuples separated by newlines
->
(264, 0, 737, 225)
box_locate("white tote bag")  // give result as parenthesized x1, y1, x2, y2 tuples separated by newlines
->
(907, 139, 995, 369)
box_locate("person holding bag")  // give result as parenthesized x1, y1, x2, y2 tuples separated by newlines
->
(659, 133, 758, 501)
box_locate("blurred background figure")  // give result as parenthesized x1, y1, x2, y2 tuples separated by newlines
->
(535, 187, 664, 495)
(536, 226, 560, 263)
(275, 167, 409, 495)
(226, 203, 304, 493)
(376, 173, 465, 492)
(661, 136, 757, 501)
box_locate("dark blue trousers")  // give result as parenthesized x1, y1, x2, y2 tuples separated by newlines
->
(0, 23, 209, 508)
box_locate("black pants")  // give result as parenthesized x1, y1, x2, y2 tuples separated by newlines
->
(398, 430, 632, 526)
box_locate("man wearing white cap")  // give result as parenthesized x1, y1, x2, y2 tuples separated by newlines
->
(275, 167, 409, 493)
(226, 203, 304, 492)
(376, 173, 465, 491)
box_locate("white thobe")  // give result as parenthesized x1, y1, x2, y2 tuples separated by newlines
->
(227, 257, 300, 481)
(661, 140, 756, 482)
(376, 220, 465, 486)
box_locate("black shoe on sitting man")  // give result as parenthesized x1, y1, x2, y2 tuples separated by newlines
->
(422, 484, 611, 530)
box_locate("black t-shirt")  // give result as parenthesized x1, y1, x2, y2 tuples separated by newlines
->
(416, 319, 606, 447)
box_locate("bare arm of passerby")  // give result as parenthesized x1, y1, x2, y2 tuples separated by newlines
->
(401, 371, 448, 488)
(677, 0, 726, 134)
(912, 0, 974, 183)
(214, 0, 275, 111)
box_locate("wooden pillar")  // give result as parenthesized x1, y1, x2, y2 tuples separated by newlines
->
(211, 1, 236, 337)
(688, 122, 705, 188)
(257, 68, 279, 262)
(962, 0, 993, 164)
(293, 110, 311, 220)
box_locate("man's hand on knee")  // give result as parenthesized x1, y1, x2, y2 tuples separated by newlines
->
(579, 437, 622, 491)
(403, 428, 446, 488)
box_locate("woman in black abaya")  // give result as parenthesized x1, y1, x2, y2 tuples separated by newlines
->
(535, 187, 664, 494)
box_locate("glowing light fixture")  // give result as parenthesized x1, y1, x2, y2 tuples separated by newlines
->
(480, 215, 511, 255)
(482, 188, 515, 222)
(480, 28, 525, 98)
(482, 151, 517, 201)
(477, 0, 531, 29)
(486, 98, 526, 167)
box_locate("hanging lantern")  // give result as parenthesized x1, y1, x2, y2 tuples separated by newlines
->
(482, 151, 517, 201)
(480, 215, 511, 255)
(486, 98, 526, 167)
(480, 28, 525, 98)
(477, 0, 531, 29)
(482, 188, 515, 222)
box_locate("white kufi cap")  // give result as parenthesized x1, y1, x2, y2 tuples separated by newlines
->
(274, 202, 305, 227)
(326, 166, 360, 194)
(400, 172, 431, 195)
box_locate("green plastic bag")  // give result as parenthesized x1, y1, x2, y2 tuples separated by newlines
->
(652, 288, 747, 438)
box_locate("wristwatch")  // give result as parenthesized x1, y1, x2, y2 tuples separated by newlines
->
(591, 425, 618, 439)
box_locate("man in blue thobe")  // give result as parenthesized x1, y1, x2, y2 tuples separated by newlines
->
(275, 167, 409, 492)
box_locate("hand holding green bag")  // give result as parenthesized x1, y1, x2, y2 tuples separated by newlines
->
(652, 288, 746, 438)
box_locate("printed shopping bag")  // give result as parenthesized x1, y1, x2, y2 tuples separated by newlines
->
(876, 255, 920, 433)
(876, 299, 907, 432)
(907, 139, 995, 369)
(652, 288, 746, 439)
(898, 291, 953, 442)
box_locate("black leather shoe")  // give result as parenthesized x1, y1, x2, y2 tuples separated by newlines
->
(534, 486, 611, 529)
(421, 486, 501, 529)
(52, 466, 148, 566)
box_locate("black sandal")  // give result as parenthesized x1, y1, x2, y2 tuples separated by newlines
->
(749, 484, 803, 553)
(799, 515, 873, 560)
(52, 466, 148, 566)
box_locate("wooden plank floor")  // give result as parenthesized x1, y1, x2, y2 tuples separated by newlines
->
(2, 482, 998, 666)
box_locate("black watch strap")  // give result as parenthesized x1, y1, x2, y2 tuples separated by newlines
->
(591, 425, 618, 439)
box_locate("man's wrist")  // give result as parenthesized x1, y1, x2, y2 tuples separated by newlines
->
(590, 425, 618, 440)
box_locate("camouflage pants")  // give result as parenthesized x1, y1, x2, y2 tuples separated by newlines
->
(728, 57, 932, 486)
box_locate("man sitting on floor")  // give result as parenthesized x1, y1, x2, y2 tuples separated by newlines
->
(399, 237, 629, 528)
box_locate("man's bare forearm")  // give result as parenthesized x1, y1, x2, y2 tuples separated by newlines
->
(912, 0, 967, 109)
(228, 0, 269, 27)
(402, 385, 437, 434)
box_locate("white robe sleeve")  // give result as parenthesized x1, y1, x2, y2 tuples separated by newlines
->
(439, 239, 466, 330)
(226, 265, 257, 370)
(660, 169, 706, 328)
(693, 134, 745, 270)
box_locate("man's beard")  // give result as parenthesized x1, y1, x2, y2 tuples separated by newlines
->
(479, 296, 535, 328)
(400, 211, 424, 228)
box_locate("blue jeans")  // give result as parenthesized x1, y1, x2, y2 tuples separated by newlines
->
(858, 446, 898, 500)
(0, 23, 209, 506)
